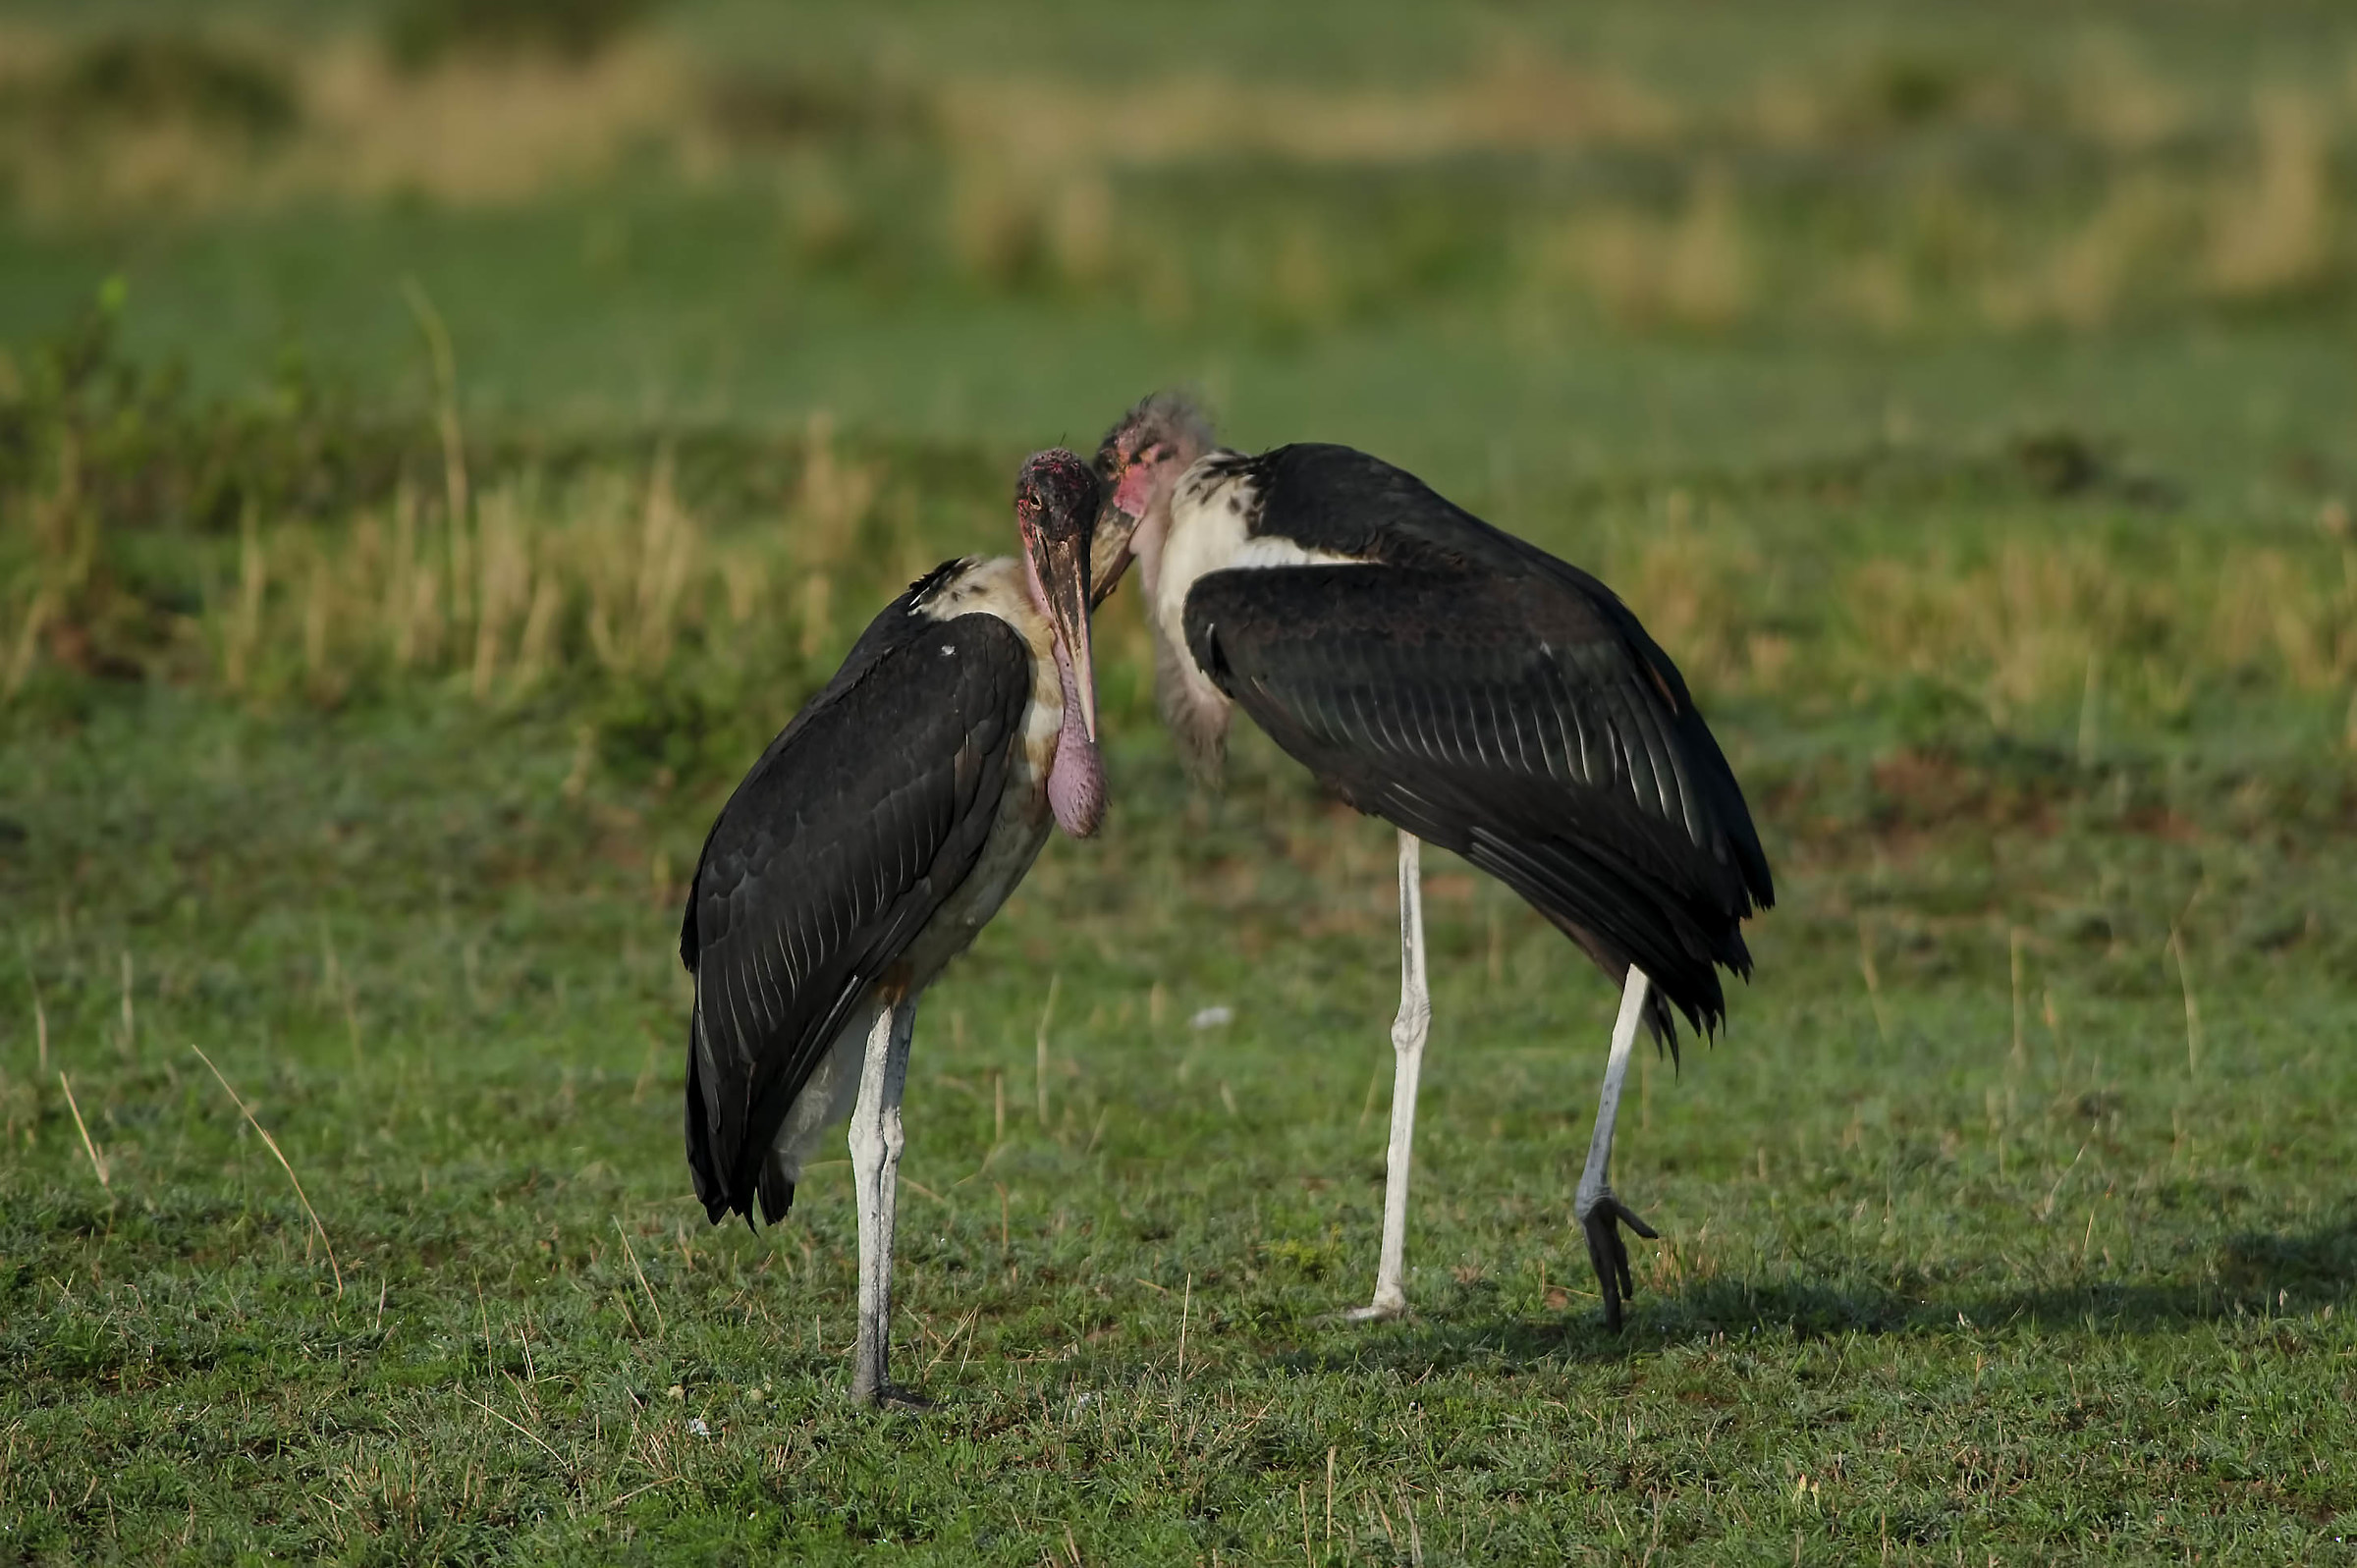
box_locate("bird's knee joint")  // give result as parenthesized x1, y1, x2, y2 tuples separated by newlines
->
(848, 1118, 885, 1172)
(1390, 1002, 1430, 1053)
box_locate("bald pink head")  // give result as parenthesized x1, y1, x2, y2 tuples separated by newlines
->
(1015, 449, 1108, 839)
(1094, 390, 1215, 526)
(1015, 449, 1101, 558)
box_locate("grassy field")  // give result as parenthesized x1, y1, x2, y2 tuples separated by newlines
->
(5, 2, 2357, 1562)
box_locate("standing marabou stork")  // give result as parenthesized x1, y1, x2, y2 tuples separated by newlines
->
(680, 450, 1118, 1406)
(1095, 395, 1774, 1329)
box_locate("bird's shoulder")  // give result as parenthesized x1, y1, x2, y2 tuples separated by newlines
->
(1230, 443, 1489, 570)
(905, 554, 1040, 631)
(1205, 444, 1672, 665)
(719, 561, 1029, 809)
(678, 563, 1032, 971)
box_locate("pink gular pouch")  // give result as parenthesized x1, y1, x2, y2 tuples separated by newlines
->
(1046, 636, 1104, 838)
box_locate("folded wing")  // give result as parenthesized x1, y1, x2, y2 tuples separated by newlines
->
(1184, 564, 1771, 1043)
(681, 608, 1030, 1222)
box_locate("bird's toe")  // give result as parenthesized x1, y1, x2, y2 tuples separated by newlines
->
(1578, 1190, 1660, 1332)
(1340, 1294, 1408, 1325)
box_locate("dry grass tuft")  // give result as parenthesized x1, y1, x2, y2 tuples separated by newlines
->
(2065, 34, 2189, 152)
(2, 19, 2348, 349)
(2206, 87, 2333, 301)
(939, 52, 1679, 171)
(1537, 164, 1753, 331)
(1837, 538, 2357, 727)
(0, 28, 1697, 223)
(582, 449, 700, 680)
(157, 415, 898, 707)
(947, 154, 1047, 290)
(10, 408, 2350, 744)
(0, 31, 702, 220)
(1608, 494, 1767, 686)
(1047, 171, 1117, 288)
(1594, 502, 2357, 730)
(1982, 175, 2191, 331)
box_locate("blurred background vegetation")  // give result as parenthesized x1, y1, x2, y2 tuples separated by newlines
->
(0, 0, 2353, 787)
(1, 0, 2353, 778)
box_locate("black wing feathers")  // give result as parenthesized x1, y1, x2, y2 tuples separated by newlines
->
(681, 582, 1027, 1224)
(1190, 446, 1774, 1045)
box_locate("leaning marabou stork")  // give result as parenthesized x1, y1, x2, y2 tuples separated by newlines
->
(1096, 395, 1774, 1329)
(681, 450, 1117, 1406)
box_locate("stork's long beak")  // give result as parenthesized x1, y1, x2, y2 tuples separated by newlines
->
(1040, 531, 1098, 744)
(1087, 495, 1142, 610)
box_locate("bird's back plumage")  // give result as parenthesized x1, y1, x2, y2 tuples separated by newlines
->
(1179, 444, 1773, 1044)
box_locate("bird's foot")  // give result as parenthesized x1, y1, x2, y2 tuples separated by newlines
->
(1574, 1187, 1660, 1333)
(850, 1379, 933, 1412)
(1339, 1290, 1408, 1325)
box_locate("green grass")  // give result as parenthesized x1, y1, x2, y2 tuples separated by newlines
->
(5, 0, 2357, 1561)
(4, 682, 2356, 1562)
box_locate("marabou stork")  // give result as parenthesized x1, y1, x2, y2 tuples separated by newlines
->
(1095, 395, 1774, 1329)
(680, 449, 1118, 1406)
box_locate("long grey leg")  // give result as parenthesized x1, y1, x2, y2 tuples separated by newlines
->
(848, 997, 919, 1406)
(1573, 965, 1660, 1331)
(1349, 830, 1430, 1322)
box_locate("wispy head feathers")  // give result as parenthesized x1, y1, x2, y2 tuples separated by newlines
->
(1094, 388, 1217, 477)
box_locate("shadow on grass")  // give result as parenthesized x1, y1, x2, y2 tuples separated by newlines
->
(1273, 1211, 2357, 1374)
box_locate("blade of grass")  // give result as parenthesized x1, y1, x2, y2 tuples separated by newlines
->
(191, 1044, 342, 1297)
(401, 276, 469, 534)
(57, 1072, 108, 1191)
(457, 1389, 569, 1472)
(612, 1217, 667, 1335)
